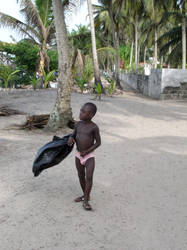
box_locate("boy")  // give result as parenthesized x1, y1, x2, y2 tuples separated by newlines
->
(68, 103, 101, 210)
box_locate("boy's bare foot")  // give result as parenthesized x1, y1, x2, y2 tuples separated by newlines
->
(74, 196, 84, 202)
(83, 201, 92, 211)
(74, 196, 90, 202)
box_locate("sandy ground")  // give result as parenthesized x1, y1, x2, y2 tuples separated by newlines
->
(0, 89, 187, 250)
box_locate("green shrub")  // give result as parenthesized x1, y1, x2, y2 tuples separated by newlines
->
(42, 69, 56, 88)
(0, 65, 20, 88)
(30, 76, 38, 90)
(74, 55, 94, 93)
(106, 80, 116, 96)
(94, 83, 102, 100)
(48, 49, 58, 71)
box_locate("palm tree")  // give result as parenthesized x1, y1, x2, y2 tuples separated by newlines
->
(87, 0, 104, 90)
(158, 15, 187, 67)
(0, 0, 55, 75)
(142, 0, 167, 68)
(45, 0, 74, 130)
(124, 0, 146, 70)
(94, 4, 114, 71)
(95, 0, 124, 89)
(69, 25, 92, 55)
(157, 0, 186, 68)
(181, 0, 186, 69)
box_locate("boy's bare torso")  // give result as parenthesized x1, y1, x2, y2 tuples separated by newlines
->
(75, 121, 97, 152)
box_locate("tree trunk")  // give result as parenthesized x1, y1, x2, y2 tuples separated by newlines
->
(135, 15, 138, 71)
(43, 49, 50, 73)
(182, 0, 186, 69)
(168, 45, 172, 68)
(129, 42, 134, 68)
(144, 46, 147, 64)
(106, 34, 110, 72)
(38, 50, 45, 77)
(115, 30, 121, 88)
(108, 0, 122, 89)
(87, 0, 104, 91)
(137, 45, 140, 67)
(154, 25, 158, 69)
(46, 0, 73, 131)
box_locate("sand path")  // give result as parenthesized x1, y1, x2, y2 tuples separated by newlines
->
(0, 89, 187, 250)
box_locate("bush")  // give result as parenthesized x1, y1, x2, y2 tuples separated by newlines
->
(74, 55, 94, 92)
(48, 49, 58, 71)
(106, 80, 116, 96)
(0, 65, 20, 88)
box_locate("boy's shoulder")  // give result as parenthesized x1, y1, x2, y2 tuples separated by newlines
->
(90, 121, 99, 130)
(75, 120, 99, 129)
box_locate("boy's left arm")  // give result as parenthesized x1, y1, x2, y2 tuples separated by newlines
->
(81, 126, 101, 156)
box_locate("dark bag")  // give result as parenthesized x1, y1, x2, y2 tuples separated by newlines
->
(32, 134, 74, 177)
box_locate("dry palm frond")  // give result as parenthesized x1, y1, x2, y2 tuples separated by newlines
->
(18, 114, 75, 130)
(20, 114, 50, 129)
(0, 105, 25, 116)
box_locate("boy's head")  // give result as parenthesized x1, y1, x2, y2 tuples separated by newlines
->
(79, 102, 97, 121)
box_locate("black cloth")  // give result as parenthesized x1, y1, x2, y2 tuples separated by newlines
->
(32, 134, 74, 177)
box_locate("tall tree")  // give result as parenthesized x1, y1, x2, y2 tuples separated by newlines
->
(87, 0, 103, 90)
(96, 0, 123, 89)
(142, 0, 165, 68)
(157, 0, 186, 68)
(0, 0, 55, 75)
(45, 0, 73, 130)
(125, 0, 145, 70)
(181, 0, 186, 69)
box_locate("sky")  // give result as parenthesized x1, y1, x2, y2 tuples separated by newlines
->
(0, 0, 99, 43)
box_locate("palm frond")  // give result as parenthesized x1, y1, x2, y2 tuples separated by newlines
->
(158, 26, 182, 43)
(35, 0, 53, 27)
(167, 42, 182, 64)
(19, 0, 45, 37)
(160, 38, 181, 56)
(0, 12, 39, 43)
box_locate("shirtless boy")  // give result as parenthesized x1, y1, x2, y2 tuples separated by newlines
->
(68, 103, 101, 210)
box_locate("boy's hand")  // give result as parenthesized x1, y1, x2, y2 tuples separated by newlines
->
(67, 136, 75, 146)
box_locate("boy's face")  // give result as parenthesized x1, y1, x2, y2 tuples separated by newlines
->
(79, 105, 92, 121)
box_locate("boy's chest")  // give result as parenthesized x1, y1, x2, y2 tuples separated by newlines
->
(77, 124, 94, 135)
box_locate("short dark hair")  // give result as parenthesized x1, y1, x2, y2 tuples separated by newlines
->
(84, 102, 97, 116)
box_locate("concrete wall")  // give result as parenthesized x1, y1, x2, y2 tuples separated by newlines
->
(120, 69, 187, 99)
(148, 69, 162, 99)
(161, 69, 187, 91)
(120, 72, 137, 90)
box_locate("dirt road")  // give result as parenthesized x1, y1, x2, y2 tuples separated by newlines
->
(0, 89, 186, 250)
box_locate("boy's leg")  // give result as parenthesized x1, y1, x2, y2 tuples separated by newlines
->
(75, 157, 86, 201)
(83, 157, 95, 210)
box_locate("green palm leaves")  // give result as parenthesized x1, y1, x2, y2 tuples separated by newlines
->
(0, 66, 20, 88)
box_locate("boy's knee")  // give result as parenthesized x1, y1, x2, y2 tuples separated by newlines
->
(78, 172, 85, 179)
(86, 176, 93, 183)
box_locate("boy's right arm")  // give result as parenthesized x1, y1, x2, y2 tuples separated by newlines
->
(67, 123, 77, 146)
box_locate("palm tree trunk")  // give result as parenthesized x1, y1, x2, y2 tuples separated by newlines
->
(144, 46, 147, 64)
(46, 0, 73, 131)
(138, 45, 140, 67)
(38, 50, 45, 77)
(87, 0, 104, 91)
(182, 0, 186, 69)
(106, 33, 110, 72)
(115, 29, 121, 88)
(135, 15, 138, 71)
(108, 0, 122, 89)
(130, 42, 134, 68)
(168, 45, 172, 68)
(154, 25, 158, 69)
